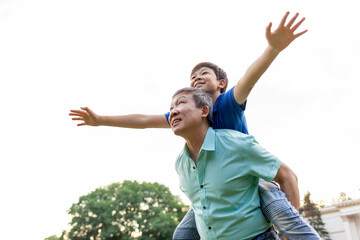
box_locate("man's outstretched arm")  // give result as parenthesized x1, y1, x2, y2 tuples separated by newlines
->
(69, 107, 170, 129)
(233, 12, 308, 105)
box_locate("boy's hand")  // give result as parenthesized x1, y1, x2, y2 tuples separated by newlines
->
(266, 12, 307, 53)
(69, 107, 101, 126)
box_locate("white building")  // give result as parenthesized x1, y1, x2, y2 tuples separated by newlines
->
(319, 198, 360, 240)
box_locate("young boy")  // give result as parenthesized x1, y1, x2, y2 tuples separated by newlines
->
(70, 12, 319, 239)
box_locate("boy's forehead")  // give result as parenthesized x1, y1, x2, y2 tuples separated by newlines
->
(192, 66, 214, 75)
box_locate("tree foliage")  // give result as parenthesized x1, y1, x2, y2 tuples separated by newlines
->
(65, 180, 188, 240)
(300, 191, 331, 240)
(45, 235, 59, 240)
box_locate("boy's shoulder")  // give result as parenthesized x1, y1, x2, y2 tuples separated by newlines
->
(215, 86, 235, 104)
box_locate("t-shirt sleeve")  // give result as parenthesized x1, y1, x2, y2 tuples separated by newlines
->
(215, 87, 249, 134)
(243, 135, 282, 181)
(164, 112, 170, 125)
(222, 87, 247, 111)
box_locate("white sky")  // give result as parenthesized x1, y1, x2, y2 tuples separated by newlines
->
(1, 0, 359, 239)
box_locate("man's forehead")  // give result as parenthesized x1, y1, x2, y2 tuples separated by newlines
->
(171, 92, 193, 104)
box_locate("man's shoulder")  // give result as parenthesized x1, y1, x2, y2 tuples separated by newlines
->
(214, 128, 252, 141)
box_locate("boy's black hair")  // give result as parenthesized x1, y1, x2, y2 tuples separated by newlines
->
(191, 62, 228, 93)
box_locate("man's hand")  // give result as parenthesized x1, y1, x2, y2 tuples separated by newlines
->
(266, 12, 307, 53)
(69, 107, 101, 126)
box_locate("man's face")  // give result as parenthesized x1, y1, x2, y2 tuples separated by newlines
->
(190, 67, 222, 94)
(169, 92, 204, 137)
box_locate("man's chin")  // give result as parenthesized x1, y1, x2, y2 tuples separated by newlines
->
(172, 127, 184, 137)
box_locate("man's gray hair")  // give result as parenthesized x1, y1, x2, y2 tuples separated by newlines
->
(172, 87, 213, 126)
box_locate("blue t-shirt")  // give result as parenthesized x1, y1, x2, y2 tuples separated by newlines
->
(165, 87, 248, 134)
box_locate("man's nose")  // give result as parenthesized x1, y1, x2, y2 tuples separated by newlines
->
(170, 108, 178, 118)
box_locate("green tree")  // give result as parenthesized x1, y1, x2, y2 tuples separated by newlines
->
(300, 191, 331, 240)
(65, 180, 188, 240)
(45, 235, 59, 240)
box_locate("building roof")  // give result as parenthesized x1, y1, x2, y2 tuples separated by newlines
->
(320, 198, 360, 214)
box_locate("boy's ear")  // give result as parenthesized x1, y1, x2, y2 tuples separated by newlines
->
(201, 105, 210, 119)
(218, 79, 226, 90)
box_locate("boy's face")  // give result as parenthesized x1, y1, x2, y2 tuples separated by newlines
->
(169, 92, 205, 137)
(190, 67, 223, 95)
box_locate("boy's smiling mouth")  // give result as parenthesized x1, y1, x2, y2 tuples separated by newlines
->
(194, 81, 205, 88)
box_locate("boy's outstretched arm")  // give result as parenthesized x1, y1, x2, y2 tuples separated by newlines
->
(69, 107, 170, 128)
(233, 12, 308, 105)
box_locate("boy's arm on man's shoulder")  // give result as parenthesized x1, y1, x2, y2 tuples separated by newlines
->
(233, 12, 307, 105)
(69, 107, 170, 128)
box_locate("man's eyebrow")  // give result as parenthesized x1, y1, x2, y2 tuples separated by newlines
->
(176, 96, 188, 101)
(170, 95, 187, 108)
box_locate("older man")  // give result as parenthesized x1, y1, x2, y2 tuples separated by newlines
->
(169, 87, 319, 240)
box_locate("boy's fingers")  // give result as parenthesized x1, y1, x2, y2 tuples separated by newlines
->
(291, 17, 305, 32)
(70, 109, 85, 114)
(72, 117, 83, 121)
(69, 112, 85, 117)
(266, 22, 272, 32)
(279, 11, 290, 27)
(294, 29, 308, 39)
(286, 12, 299, 29)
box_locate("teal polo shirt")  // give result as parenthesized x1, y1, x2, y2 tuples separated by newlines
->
(175, 127, 281, 240)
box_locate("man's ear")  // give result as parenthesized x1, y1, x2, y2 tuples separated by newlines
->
(218, 79, 226, 90)
(201, 105, 210, 119)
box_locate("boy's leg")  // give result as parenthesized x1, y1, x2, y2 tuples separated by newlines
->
(258, 179, 321, 239)
(173, 208, 200, 240)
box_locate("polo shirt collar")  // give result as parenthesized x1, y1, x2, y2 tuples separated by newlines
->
(201, 127, 215, 151)
(182, 127, 215, 156)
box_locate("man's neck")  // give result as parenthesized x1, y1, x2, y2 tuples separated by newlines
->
(184, 125, 209, 165)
